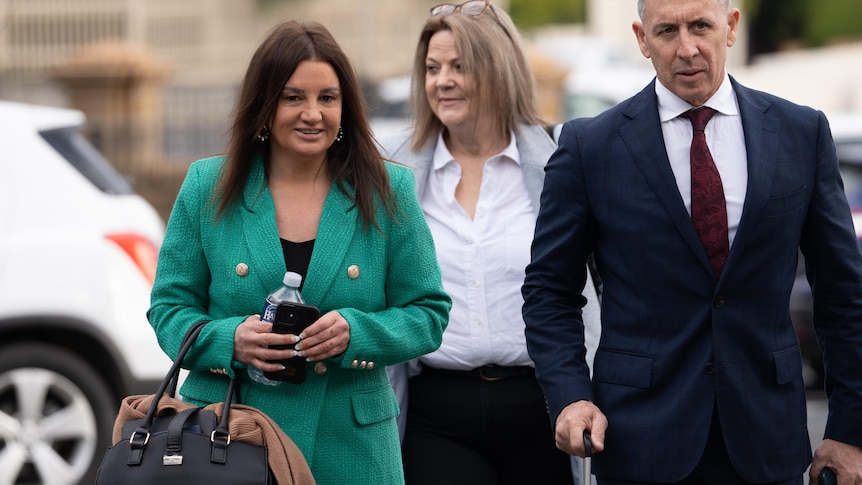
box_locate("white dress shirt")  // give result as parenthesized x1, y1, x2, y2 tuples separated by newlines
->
(418, 132, 536, 370)
(657, 73, 748, 247)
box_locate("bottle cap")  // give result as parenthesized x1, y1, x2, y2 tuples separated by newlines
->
(283, 271, 303, 287)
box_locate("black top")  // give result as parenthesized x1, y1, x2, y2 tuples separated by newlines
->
(280, 238, 314, 290)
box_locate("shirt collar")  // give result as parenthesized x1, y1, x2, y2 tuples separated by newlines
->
(431, 130, 520, 170)
(656, 72, 739, 122)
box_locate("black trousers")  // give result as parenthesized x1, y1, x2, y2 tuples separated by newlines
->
(597, 410, 803, 485)
(402, 366, 574, 485)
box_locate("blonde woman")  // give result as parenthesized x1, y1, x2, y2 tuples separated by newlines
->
(380, 2, 600, 484)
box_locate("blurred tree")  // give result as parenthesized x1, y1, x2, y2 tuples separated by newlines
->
(804, 0, 862, 46)
(746, 0, 806, 56)
(747, 0, 862, 57)
(256, 0, 292, 8)
(509, 0, 586, 30)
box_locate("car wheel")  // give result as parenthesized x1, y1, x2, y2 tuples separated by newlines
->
(0, 342, 115, 485)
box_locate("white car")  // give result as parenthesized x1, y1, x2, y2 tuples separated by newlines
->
(0, 101, 172, 484)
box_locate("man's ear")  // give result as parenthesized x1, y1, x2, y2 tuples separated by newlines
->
(632, 21, 650, 59)
(726, 8, 741, 47)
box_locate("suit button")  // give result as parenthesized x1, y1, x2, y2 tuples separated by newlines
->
(713, 296, 725, 308)
(367, 361, 375, 370)
(705, 363, 716, 374)
(314, 362, 327, 375)
(351, 359, 359, 368)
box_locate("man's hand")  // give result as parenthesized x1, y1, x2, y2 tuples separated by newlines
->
(555, 400, 608, 457)
(810, 439, 862, 484)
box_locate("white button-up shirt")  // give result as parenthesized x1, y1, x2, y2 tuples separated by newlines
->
(418, 132, 536, 370)
(657, 73, 748, 247)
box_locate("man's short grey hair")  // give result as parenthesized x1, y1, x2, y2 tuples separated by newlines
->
(637, 0, 731, 20)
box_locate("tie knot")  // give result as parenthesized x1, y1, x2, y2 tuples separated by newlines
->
(681, 107, 717, 132)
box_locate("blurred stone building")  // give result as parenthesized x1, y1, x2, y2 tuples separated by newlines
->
(0, 0, 450, 151)
(0, 0, 456, 217)
(1, 0, 646, 218)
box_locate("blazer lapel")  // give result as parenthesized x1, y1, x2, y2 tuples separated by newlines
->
(300, 182, 358, 305)
(401, 142, 436, 201)
(516, 124, 556, 213)
(380, 133, 435, 201)
(619, 82, 713, 273)
(240, 159, 287, 291)
(236, 159, 360, 301)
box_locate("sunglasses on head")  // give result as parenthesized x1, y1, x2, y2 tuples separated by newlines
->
(430, 0, 514, 43)
(430, 0, 498, 21)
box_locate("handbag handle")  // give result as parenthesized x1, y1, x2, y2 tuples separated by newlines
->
(136, 320, 211, 435)
(211, 378, 239, 464)
(126, 319, 248, 468)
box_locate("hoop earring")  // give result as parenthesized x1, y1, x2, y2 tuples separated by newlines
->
(258, 126, 269, 142)
(336, 125, 343, 143)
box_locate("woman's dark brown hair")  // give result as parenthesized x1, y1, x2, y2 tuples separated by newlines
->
(215, 20, 393, 229)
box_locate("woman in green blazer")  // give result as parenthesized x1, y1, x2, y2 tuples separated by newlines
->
(147, 21, 450, 484)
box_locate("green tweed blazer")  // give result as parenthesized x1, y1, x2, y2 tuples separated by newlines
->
(148, 155, 451, 484)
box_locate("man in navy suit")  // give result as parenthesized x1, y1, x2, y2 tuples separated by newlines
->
(522, 0, 862, 483)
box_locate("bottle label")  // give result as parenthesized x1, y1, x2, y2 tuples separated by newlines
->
(261, 296, 278, 323)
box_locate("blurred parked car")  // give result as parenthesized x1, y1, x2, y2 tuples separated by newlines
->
(792, 112, 862, 389)
(0, 101, 170, 484)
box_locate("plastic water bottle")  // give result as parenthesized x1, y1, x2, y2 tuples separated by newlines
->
(247, 271, 304, 386)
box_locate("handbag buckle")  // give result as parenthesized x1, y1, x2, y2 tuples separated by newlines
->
(211, 429, 231, 445)
(129, 431, 150, 446)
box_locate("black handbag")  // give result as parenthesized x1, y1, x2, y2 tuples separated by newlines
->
(94, 320, 274, 484)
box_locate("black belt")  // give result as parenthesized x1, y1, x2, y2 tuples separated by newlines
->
(424, 365, 534, 382)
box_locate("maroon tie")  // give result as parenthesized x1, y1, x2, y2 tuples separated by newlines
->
(681, 107, 728, 278)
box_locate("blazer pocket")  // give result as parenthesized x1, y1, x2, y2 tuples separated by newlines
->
(593, 349, 653, 389)
(772, 344, 803, 385)
(351, 384, 400, 426)
(765, 185, 807, 217)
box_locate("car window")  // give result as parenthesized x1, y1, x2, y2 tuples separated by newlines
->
(565, 94, 618, 120)
(39, 126, 133, 195)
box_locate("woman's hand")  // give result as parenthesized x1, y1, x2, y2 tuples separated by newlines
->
(294, 310, 350, 361)
(233, 314, 299, 372)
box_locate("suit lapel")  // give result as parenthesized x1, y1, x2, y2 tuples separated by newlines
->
(726, 78, 780, 274)
(619, 82, 713, 273)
